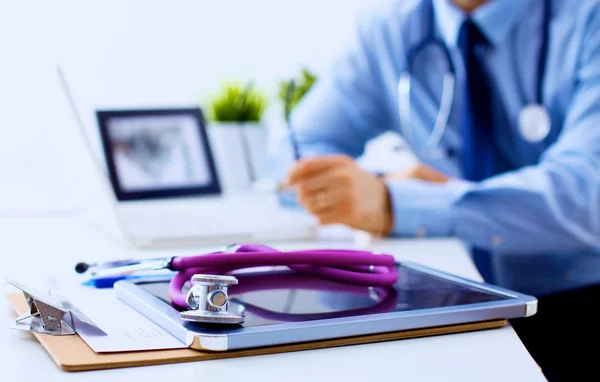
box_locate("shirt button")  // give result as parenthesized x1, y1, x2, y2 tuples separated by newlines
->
(416, 227, 427, 237)
(491, 235, 502, 247)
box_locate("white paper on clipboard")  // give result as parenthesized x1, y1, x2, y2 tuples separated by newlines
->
(54, 277, 186, 353)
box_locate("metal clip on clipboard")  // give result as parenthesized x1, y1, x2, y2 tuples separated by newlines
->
(6, 280, 102, 336)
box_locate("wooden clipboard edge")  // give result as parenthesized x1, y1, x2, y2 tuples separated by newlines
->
(7, 293, 507, 372)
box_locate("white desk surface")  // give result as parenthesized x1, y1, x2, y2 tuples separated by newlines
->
(0, 209, 547, 382)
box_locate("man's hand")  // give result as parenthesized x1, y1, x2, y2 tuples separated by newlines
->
(384, 163, 450, 183)
(284, 155, 393, 235)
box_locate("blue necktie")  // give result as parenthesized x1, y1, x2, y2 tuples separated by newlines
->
(458, 20, 496, 283)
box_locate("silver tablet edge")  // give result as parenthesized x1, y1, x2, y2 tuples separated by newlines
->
(401, 261, 538, 317)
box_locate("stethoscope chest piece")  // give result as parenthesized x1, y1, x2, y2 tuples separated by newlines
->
(519, 104, 551, 143)
(180, 274, 245, 325)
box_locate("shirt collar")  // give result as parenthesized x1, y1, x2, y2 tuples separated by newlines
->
(432, 0, 532, 47)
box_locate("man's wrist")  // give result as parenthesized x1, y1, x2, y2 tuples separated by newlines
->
(372, 178, 394, 236)
(384, 178, 472, 237)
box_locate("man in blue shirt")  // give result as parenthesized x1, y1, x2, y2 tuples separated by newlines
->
(269, 0, 600, 380)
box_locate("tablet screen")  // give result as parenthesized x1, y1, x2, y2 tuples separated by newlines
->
(106, 115, 212, 192)
(137, 265, 509, 328)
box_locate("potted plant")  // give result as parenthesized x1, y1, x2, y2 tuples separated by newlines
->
(204, 81, 269, 191)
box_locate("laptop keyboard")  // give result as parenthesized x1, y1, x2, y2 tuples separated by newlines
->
(118, 196, 317, 240)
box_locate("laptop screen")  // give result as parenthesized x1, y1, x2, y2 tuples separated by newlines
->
(96, 108, 221, 201)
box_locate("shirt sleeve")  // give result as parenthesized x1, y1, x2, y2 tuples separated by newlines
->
(388, 9, 600, 254)
(266, 11, 398, 182)
(387, 178, 473, 237)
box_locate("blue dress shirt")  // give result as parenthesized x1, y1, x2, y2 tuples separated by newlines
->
(267, 0, 600, 297)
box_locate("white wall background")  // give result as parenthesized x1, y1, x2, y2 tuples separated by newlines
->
(0, 0, 413, 216)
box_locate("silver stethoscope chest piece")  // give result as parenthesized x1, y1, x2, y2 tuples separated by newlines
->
(519, 104, 551, 143)
(180, 274, 245, 325)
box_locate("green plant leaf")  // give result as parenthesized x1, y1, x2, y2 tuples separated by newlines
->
(206, 81, 269, 123)
(279, 67, 318, 117)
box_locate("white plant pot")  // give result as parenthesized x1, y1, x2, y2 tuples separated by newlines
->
(207, 122, 269, 193)
(241, 124, 269, 180)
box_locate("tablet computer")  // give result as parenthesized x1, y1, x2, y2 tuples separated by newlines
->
(115, 262, 537, 352)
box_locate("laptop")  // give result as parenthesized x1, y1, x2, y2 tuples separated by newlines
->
(57, 67, 318, 248)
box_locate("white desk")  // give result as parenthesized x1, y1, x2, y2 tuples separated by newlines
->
(0, 211, 547, 382)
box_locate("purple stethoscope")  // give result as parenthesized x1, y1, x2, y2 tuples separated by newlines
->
(78, 244, 398, 325)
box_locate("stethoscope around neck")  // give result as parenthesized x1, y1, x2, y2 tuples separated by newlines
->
(397, 0, 553, 161)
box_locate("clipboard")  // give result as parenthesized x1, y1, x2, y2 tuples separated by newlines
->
(8, 293, 507, 372)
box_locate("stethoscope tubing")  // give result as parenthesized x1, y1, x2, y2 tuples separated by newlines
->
(168, 247, 399, 308)
(170, 250, 396, 270)
(222, 273, 398, 322)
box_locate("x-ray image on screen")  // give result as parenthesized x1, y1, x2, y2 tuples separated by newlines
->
(106, 115, 212, 192)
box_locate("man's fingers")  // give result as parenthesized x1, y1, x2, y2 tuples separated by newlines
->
(414, 164, 450, 183)
(316, 210, 345, 225)
(298, 186, 343, 214)
(286, 154, 352, 185)
(297, 168, 350, 194)
(384, 163, 450, 183)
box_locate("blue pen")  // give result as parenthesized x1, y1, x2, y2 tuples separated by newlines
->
(83, 276, 138, 288)
(285, 79, 301, 161)
(83, 273, 174, 288)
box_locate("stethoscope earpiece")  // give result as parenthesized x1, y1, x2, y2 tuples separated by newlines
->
(75, 262, 91, 274)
